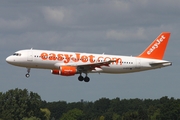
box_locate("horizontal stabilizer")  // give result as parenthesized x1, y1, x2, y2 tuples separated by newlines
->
(150, 62, 172, 67)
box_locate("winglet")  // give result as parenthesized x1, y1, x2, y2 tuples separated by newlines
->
(138, 32, 171, 60)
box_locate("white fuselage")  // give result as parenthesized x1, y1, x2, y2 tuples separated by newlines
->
(6, 49, 171, 74)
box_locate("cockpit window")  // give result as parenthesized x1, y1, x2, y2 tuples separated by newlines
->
(13, 53, 21, 56)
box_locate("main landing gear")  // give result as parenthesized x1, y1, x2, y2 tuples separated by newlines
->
(25, 68, 31, 78)
(78, 73, 90, 82)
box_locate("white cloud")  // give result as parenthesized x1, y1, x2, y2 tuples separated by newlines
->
(111, 0, 130, 11)
(42, 7, 72, 25)
(106, 28, 146, 40)
(0, 17, 31, 30)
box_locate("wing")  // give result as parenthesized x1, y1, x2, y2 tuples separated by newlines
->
(77, 60, 115, 72)
(54, 60, 116, 73)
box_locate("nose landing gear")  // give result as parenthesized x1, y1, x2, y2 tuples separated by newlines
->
(25, 68, 31, 78)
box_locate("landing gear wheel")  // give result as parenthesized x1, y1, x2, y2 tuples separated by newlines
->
(84, 76, 90, 82)
(25, 74, 30, 78)
(78, 75, 84, 81)
(25, 68, 31, 78)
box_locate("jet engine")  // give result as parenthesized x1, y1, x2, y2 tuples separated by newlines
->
(51, 66, 77, 76)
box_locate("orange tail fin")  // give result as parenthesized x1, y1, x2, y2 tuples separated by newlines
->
(138, 32, 171, 60)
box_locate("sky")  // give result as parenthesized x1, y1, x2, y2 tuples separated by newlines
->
(1, 0, 180, 102)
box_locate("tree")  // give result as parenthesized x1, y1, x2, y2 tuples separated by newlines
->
(99, 115, 105, 120)
(0, 88, 45, 120)
(41, 108, 51, 120)
(93, 98, 110, 116)
(122, 111, 139, 120)
(159, 97, 180, 120)
(112, 113, 121, 120)
(22, 116, 41, 120)
(60, 108, 83, 120)
(42, 101, 67, 119)
(138, 106, 148, 120)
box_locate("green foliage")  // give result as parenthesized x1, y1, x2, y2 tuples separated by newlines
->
(112, 113, 121, 120)
(2, 88, 180, 120)
(60, 108, 83, 120)
(46, 96, 180, 120)
(41, 100, 67, 119)
(0, 88, 45, 120)
(122, 111, 138, 120)
(159, 97, 180, 120)
(99, 115, 105, 120)
(22, 116, 41, 120)
(40, 108, 51, 120)
(150, 109, 160, 120)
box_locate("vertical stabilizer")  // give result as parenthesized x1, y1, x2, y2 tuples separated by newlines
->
(138, 32, 170, 60)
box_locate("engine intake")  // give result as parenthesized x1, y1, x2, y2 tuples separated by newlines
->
(51, 66, 77, 76)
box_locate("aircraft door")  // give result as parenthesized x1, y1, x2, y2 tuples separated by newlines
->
(27, 50, 33, 61)
(136, 59, 141, 68)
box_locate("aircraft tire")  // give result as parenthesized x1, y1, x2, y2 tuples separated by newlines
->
(78, 75, 84, 81)
(25, 74, 30, 78)
(84, 76, 90, 82)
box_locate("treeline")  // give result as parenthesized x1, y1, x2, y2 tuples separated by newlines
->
(1, 88, 180, 120)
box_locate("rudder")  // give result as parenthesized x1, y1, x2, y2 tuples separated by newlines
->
(138, 32, 170, 60)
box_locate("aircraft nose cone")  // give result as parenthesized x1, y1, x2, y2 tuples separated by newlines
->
(6, 56, 10, 63)
(6, 56, 13, 64)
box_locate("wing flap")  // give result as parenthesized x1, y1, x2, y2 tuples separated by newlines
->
(77, 60, 116, 72)
(77, 60, 116, 67)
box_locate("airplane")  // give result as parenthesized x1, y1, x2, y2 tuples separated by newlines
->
(6, 32, 172, 82)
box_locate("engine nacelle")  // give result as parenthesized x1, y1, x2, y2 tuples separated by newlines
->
(51, 66, 77, 76)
